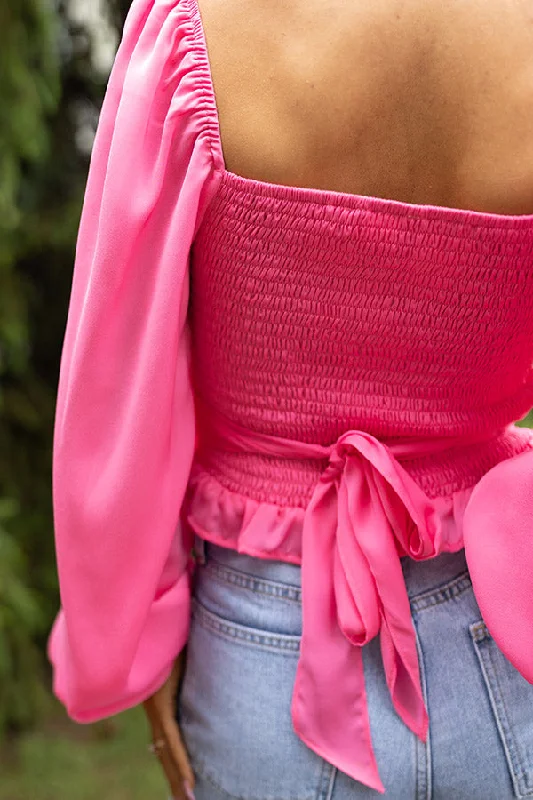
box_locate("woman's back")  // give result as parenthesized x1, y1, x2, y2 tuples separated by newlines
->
(199, 0, 533, 214)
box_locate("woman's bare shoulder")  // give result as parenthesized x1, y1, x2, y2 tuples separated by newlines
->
(197, 0, 533, 213)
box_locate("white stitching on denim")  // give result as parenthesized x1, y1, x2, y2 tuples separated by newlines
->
(204, 558, 302, 603)
(410, 571, 472, 614)
(470, 623, 533, 798)
(192, 598, 301, 653)
(414, 622, 433, 800)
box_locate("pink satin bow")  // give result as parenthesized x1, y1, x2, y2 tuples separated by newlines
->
(292, 430, 443, 793)
(196, 399, 533, 792)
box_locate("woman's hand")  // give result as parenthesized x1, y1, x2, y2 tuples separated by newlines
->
(143, 649, 195, 800)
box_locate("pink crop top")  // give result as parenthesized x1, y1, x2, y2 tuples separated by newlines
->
(48, 0, 533, 792)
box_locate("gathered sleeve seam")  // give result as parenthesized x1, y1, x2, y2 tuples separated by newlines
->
(183, 0, 226, 174)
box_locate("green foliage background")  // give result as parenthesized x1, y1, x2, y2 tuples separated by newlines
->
(0, 0, 127, 738)
(0, 0, 532, 744)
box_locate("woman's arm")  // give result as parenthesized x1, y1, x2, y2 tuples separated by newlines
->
(47, 0, 217, 724)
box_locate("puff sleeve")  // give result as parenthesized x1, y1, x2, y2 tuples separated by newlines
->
(47, 0, 219, 721)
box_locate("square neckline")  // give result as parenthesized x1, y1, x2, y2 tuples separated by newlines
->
(187, 0, 533, 227)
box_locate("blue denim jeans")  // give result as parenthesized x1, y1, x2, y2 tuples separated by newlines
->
(176, 538, 533, 799)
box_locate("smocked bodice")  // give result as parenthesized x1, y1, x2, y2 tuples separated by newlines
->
(188, 171, 533, 503)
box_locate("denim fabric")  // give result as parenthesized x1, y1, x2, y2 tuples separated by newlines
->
(176, 539, 533, 799)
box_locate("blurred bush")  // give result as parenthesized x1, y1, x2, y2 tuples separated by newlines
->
(0, 0, 127, 739)
(1, 0, 61, 739)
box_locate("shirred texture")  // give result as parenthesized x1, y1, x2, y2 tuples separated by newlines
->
(48, 0, 533, 794)
(189, 173, 533, 504)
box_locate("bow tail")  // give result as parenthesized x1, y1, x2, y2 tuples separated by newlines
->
(292, 479, 385, 794)
(379, 619, 428, 741)
(374, 548, 429, 741)
(352, 464, 429, 741)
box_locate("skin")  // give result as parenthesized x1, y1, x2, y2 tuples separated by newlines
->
(144, 1, 533, 796)
(200, 0, 533, 213)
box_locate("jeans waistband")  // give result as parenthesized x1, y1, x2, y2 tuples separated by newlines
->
(193, 535, 470, 602)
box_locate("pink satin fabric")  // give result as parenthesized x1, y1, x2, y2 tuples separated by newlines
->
(195, 399, 533, 792)
(47, 0, 224, 722)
